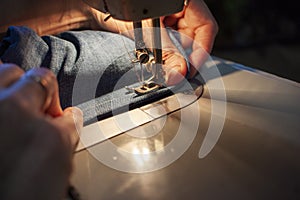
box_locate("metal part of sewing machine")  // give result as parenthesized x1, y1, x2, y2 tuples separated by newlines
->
(84, 0, 185, 95)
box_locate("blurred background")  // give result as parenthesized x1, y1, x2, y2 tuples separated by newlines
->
(206, 0, 300, 82)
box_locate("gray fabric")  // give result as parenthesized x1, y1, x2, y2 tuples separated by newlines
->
(0, 26, 191, 125)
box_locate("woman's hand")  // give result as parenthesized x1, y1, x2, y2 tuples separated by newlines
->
(163, 0, 218, 78)
(0, 63, 83, 200)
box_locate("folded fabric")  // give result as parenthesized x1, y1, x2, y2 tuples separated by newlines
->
(0, 26, 191, 125)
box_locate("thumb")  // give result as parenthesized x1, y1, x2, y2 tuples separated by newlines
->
(52, 107, 83, 151)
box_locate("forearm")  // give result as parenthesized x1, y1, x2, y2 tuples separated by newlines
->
(0, 0, 91, 35)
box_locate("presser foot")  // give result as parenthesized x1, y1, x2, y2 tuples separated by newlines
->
(125, 81, 163, 95)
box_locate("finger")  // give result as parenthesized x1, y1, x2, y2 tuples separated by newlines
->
(0, 63, 24, 87)
(163, 10, 185, 28)
(162, 50, 187, 85)
(7, 67, 63, 116)
(52, 107, 83, 151)
(188, 23, 217, 78)
(25, 68, 63, 117)
(158, 20, 188, 85)
(193, 22, 218, 54)
(188, 48, 209, 78)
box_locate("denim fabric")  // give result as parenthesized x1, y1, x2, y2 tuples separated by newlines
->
(0, 26, 190, 125)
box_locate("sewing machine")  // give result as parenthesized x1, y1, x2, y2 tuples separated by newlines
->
(1, 1, 299, 199)
(84, 0, 187, 95)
